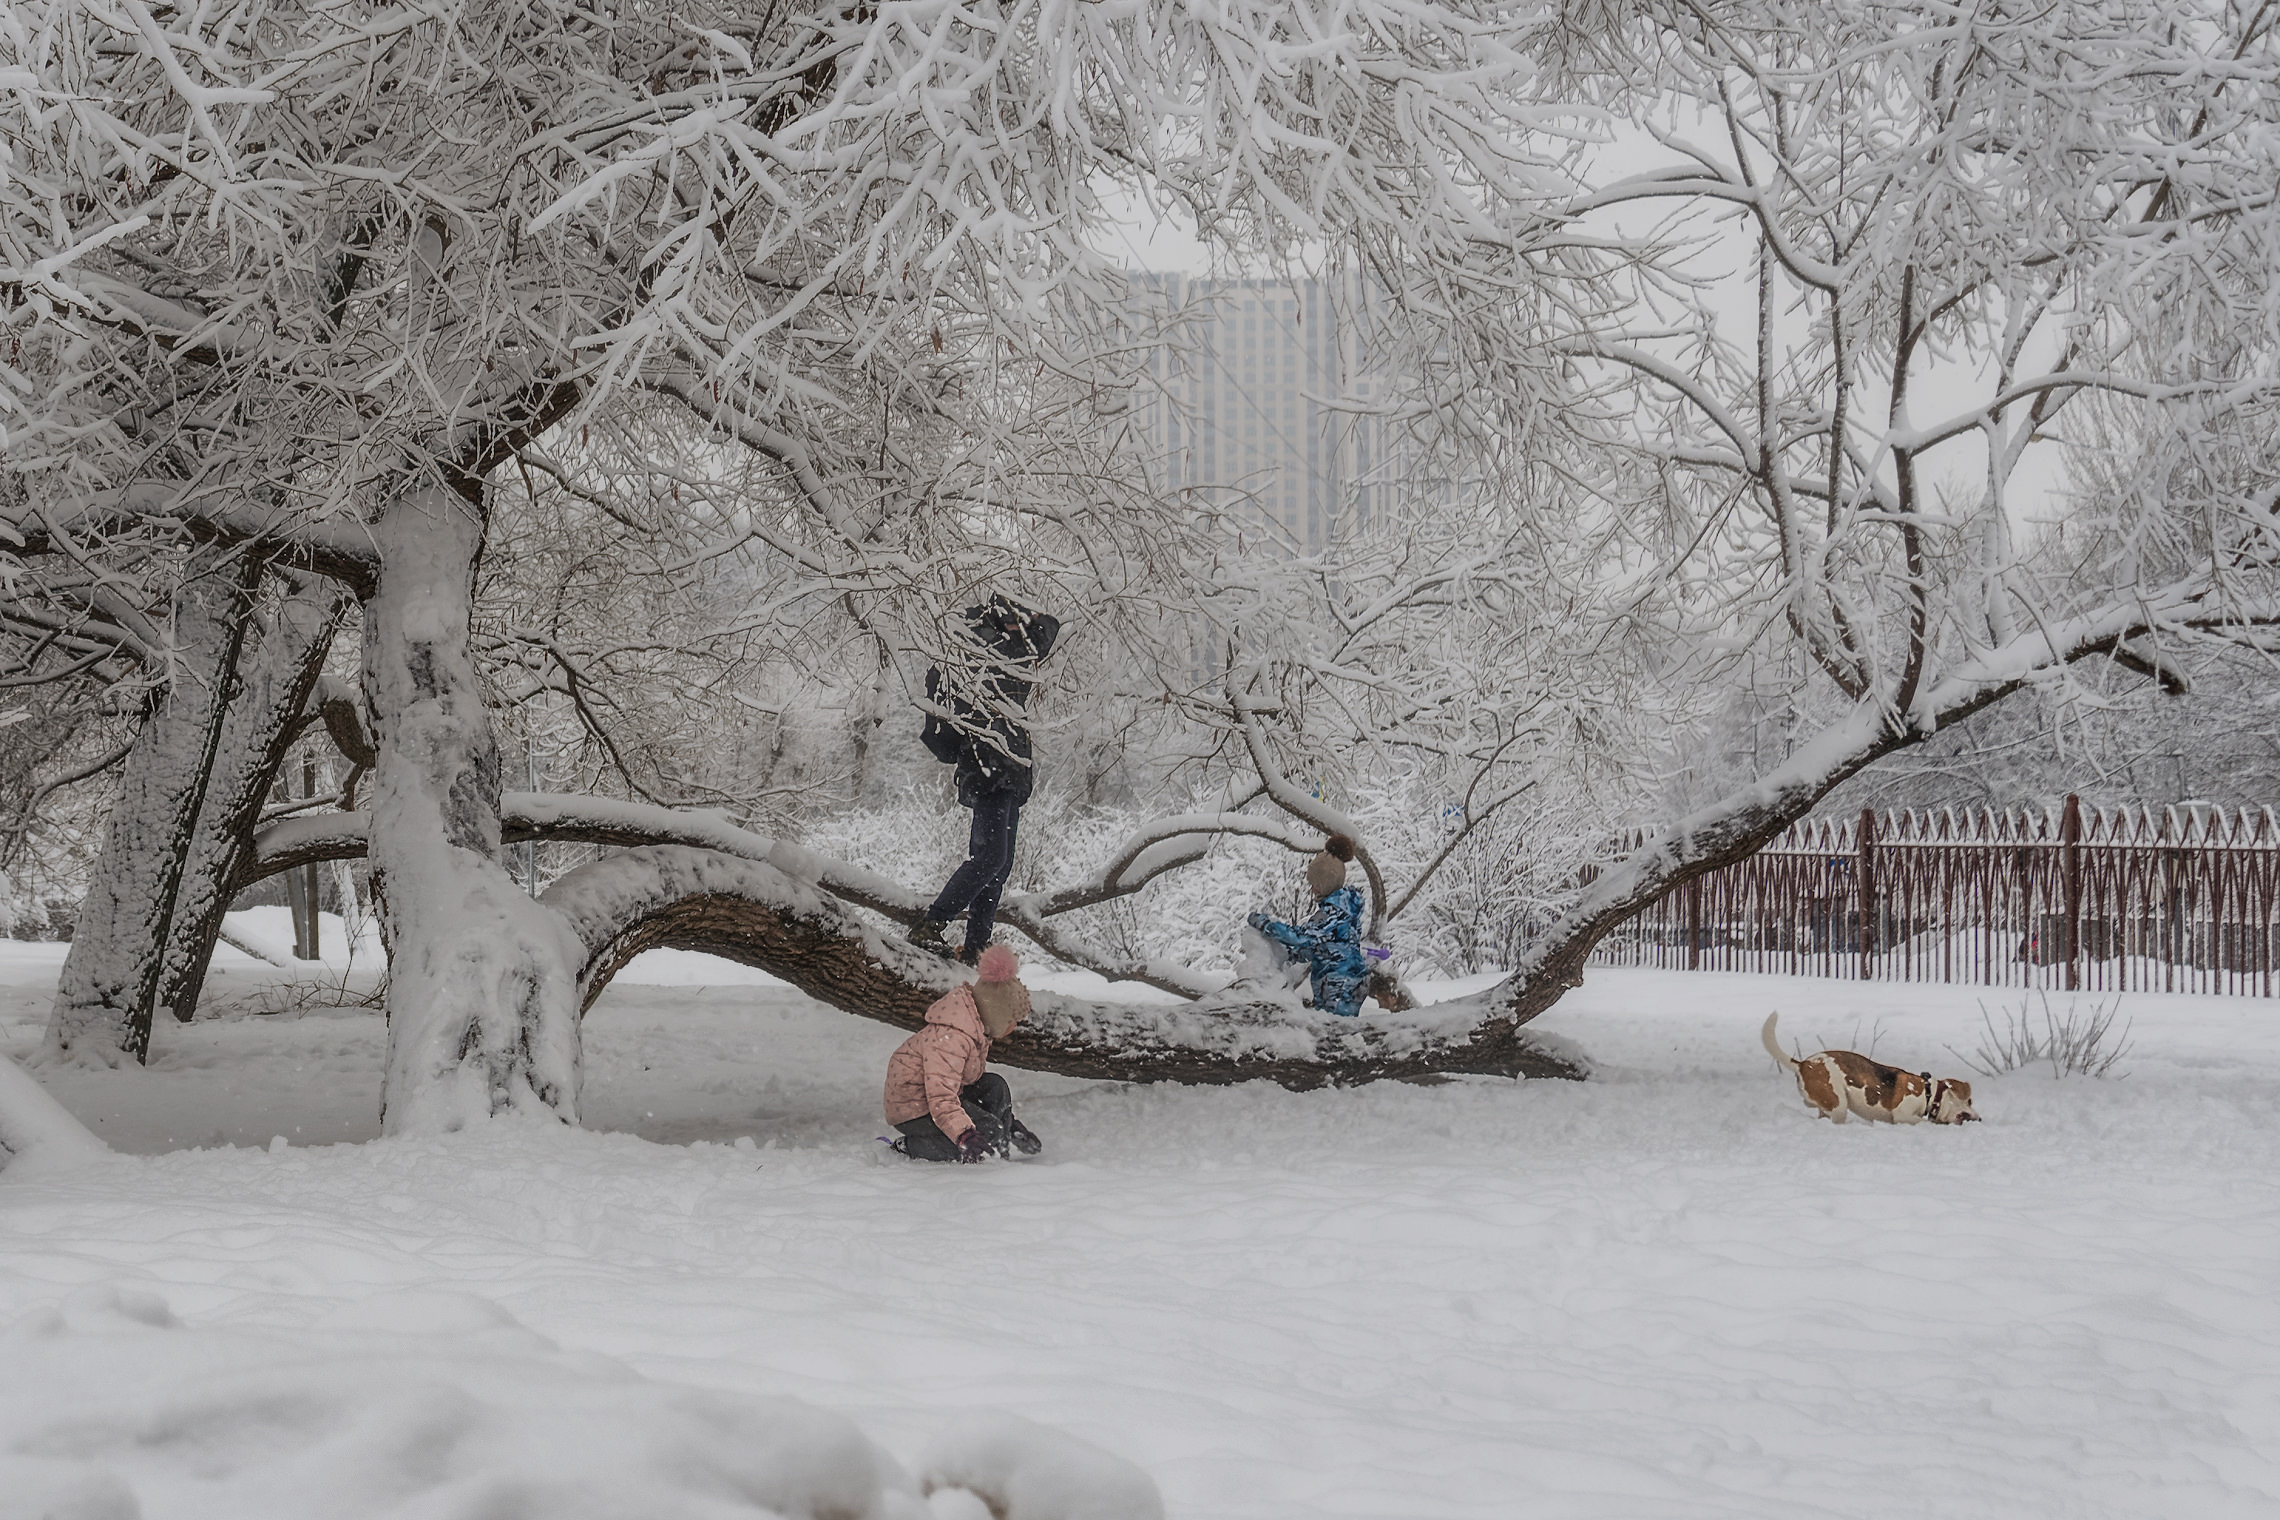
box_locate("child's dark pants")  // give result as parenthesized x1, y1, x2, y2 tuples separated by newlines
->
(893, 1072, 1013, 1161)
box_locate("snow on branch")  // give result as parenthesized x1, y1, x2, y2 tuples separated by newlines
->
(542, 845, 1588, 1086)
(1227, 677, 1392, 931)
(1014, 813, 1316, 918)
(242, 790, 1251, 996)
(28, 484, 382, 597)
(1489, 580, 2272, 1005)
(241, 791, 924, 914)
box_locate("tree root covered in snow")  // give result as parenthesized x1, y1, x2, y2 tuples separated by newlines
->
(543, 847, 1590, 1087)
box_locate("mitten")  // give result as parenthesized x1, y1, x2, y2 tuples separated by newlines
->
(1007, 1118, 1043, 1156)
(956, 1128, 992, 1164)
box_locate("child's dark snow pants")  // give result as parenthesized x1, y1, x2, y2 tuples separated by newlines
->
(893, 1072, 1014, 1161)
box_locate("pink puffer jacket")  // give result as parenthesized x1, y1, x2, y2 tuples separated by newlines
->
(883, 985, 991, 1141)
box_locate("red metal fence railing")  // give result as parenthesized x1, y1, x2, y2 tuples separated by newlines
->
(1589, 798, 2280, 995)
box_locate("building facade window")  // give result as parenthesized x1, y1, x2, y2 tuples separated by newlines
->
(1135, 272, 1435, 553)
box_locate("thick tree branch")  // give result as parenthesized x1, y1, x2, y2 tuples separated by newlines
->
(1477, 584, 2269, 1025)
(541, 846, 1590, 1085)
(1228, 678, 1392, 932)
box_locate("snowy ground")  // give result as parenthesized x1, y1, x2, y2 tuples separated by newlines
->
(3, 942, 2277, 1519)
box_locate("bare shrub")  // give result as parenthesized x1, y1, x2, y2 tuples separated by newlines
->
(201, 970, 386, 1020)
(1949, 992, 2133, 1079)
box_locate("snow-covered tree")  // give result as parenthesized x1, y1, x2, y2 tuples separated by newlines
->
(9, 0, 2280, 1129)
(1493, 0, 2280, 987)
(7, 0, 1600, 1121)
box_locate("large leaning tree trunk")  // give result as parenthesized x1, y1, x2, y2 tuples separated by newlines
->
(45, 554, 262, 1065)
(241, 801, 1595, 1087)
(154, 575, 348, 1025)
(361, 477, 587, 1134)
(538, 846, 1596, 1085)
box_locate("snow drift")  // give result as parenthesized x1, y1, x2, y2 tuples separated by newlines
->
(0, 1284, 1155, 1520)
(0, 1052, 109, 1175)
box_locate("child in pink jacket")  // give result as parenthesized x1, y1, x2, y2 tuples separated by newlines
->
(884, 944, 1044, 1161)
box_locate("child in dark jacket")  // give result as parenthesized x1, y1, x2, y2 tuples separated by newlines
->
(910, 597, 1061, 964)
(1248, 834, 1371, 1018)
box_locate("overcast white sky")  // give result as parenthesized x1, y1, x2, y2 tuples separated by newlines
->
(1091, 144, 2074, 532)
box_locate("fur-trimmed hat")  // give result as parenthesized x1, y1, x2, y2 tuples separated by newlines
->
(1306, 834, 1356, 899)
(971, 944, 1030, 1038)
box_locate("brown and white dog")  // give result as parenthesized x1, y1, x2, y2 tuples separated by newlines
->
(1761, 1013, 1979, 1125)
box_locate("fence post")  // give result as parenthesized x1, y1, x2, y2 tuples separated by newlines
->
(2061, 793, 2082, 992)
(1686, 876, 1701, 971)
(2265, 808, 2276, 1001)
(2163, 806, 2179, 995)
(1857, 807, 1878, 981)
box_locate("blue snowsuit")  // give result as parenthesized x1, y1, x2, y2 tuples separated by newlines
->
(1250, 886, 1370, 1018)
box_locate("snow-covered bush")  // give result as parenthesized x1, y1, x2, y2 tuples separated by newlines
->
(1952, 994, 2136, 1080)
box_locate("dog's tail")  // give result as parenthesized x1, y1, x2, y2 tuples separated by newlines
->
(1760, 1011, 1798, 1071)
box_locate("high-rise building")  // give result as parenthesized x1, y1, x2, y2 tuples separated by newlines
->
(1133, 274, 1421, 552)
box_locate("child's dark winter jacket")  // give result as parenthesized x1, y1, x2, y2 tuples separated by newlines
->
(1250, 885, 1370, 1018)
(920, 599, 1061, 805)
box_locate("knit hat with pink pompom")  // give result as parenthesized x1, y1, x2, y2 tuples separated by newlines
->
(970, 944, 1030, 1038)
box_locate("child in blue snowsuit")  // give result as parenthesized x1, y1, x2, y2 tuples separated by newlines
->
(1248, 834, 1371, 1018)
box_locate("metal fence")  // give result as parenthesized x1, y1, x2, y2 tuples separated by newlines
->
(1590, 799, 2280, 996)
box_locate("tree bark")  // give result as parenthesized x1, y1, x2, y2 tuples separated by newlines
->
(156, 578, 348, 1023)
(362, 479, 586, 1134)
(45, 554, 260, 1064)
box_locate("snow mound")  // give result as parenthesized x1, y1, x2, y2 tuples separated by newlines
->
(1234, 924, 1310, 991)
(0, 1457, 140, 1520)
(3, 1284, 1167, 1520)
(919, 1413, 1164, 1520)
(611, 948, 788, 987)
(0, 1051, 110, 1175)
(219, 907, 385, 971)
